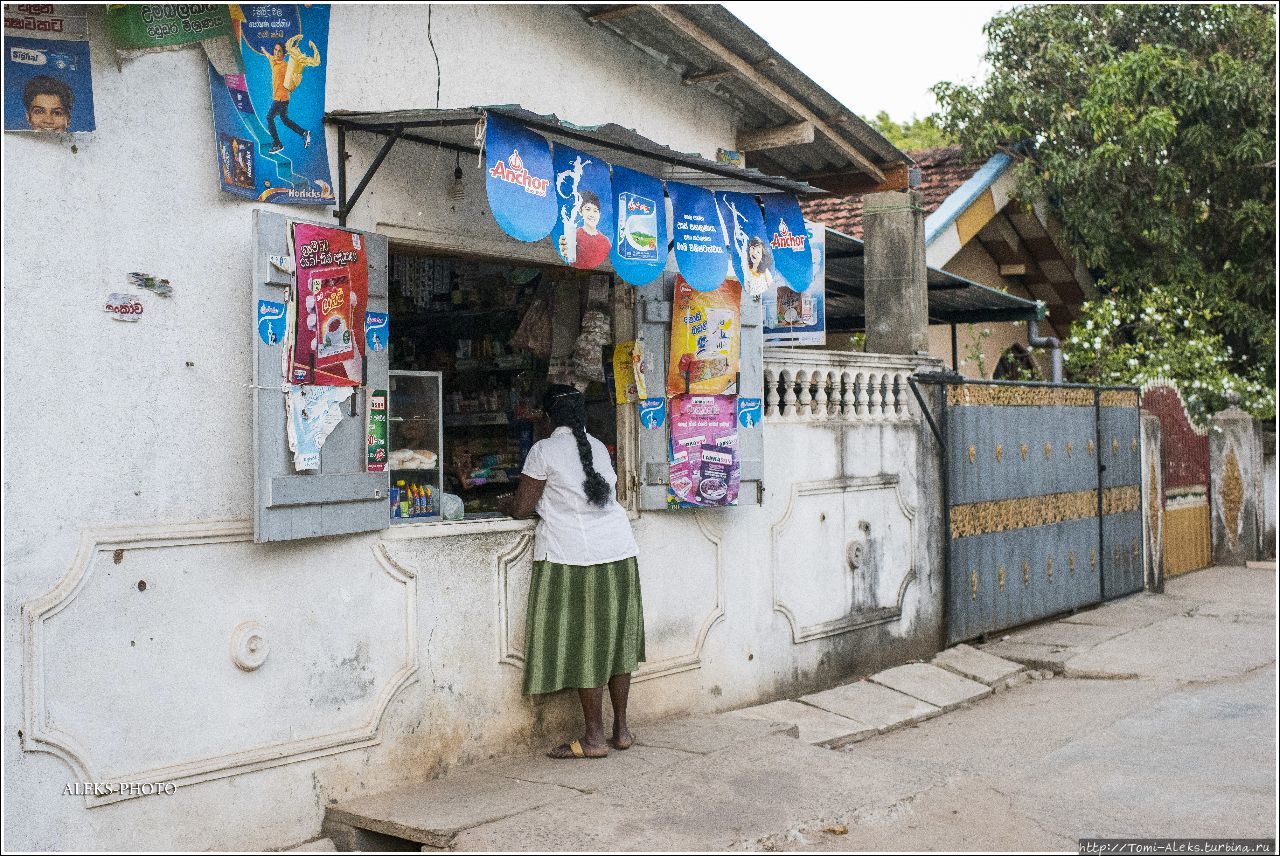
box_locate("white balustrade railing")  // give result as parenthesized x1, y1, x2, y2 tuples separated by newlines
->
(763, 350, 942, 423)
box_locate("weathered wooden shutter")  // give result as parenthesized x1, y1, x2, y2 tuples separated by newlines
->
(252, 209, 391, 542)
(633, 272, 764, 511)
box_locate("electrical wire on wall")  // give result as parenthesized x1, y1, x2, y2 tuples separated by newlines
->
(428, 4, 441, 109)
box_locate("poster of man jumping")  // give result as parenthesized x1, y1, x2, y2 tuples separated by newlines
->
(207, 4, 334, 205)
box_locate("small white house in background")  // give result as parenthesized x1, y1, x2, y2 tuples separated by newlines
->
(3, 5, 949, 850)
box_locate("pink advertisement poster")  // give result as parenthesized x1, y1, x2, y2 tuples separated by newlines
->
(668, 394, 739, 507)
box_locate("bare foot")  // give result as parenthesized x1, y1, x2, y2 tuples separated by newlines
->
(609, 727, 634, 750)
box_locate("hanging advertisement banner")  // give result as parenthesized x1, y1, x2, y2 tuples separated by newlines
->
(761, 193, 813, 292)
(289, 223, 368, 387)
(105, 4, 232, 58)
(485, 114, 556, 242)
(4, 5, 87, 39)
(207, 3, 333, 205)
(667, 276, 741, 396)
(609, 164, 667, 286)
(3, 35, 93, 132)
(765, 222, 826, 346)
(715, 191, 774, 297)
(551, 143, 614, 270)
(668, 181, 731, 293)
(669, 394, 739, 508)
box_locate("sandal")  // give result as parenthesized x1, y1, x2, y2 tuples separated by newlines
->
(547, 739, 608, 760)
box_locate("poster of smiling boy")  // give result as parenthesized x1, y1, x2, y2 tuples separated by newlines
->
(3, 35, 94, 133)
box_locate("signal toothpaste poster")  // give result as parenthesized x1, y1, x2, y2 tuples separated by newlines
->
(669, 394, 739, 508)
(667, 276, 741, 396)
(208, 3, 334, 204)
(289, 223, 368, 387)
(4, 34, 94, 132)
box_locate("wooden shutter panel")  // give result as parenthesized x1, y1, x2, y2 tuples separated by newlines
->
(251, 209, 391, 542)
(633, 272, 764, 511)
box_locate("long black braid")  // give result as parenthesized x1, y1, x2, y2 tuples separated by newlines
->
(542, 384, 611, 507)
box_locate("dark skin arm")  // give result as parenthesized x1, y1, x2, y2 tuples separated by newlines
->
(499, 474, 545, 519)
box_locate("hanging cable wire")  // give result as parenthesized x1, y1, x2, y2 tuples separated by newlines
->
(427, 4, 442, 109)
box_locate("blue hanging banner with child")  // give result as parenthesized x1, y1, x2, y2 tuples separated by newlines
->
(485, 114, 557, 242)
(4, 32, 95, 133)
(550, 143, 615, 270)
(714, 191, 773, 297)
(207, 3, 334, 205)
(609, 164, 667, 287)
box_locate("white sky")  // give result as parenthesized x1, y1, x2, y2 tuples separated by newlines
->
(723, 2, 1013, 121)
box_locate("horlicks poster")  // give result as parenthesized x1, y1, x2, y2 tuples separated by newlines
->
(761, 193, 813, 292)
(609, 164, 667, 286)
(668, 181, 730, 293)
(550, 143, 614, 270)
(207, 4, 333, 204)
(715, 191, 772, 297)
(485, 114, 556, 242)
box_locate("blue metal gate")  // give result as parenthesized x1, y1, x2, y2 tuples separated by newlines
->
(912, 377, 1144, 644)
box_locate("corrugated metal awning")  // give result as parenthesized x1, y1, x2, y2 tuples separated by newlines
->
(824, 228, 1044, 328)
(573, 4, 911, 194)
(327, 104, 821, 195)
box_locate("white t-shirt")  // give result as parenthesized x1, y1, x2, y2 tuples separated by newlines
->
(521, 426, 639, 566)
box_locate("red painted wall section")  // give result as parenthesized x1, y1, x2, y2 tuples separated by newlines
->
(1141, 382, 1209, 496)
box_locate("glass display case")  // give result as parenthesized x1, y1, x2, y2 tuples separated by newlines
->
(388, 370, 443, 523)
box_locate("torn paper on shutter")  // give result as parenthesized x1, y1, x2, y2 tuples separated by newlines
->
(285, 385, 353, 471)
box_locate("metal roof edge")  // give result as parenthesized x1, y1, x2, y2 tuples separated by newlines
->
(924, 152, 1013, 246)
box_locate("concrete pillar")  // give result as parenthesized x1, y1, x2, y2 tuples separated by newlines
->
(1258, 420, 1277, 560)
(862, 190, 928, 356)
(1140, 412, 1164, 592)
(1209, 401, 1263, 565)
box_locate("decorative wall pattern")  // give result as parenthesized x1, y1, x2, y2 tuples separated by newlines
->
(20, 522, 417, 807)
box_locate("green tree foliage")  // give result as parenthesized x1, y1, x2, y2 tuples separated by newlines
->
(864, 111, 953, 152)
(933, 5, 1276, 417)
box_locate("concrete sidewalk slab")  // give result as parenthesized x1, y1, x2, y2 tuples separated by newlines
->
(976, 640, 1079, 673)
(931, 644, 1026, 687)
(731, 699, 877, 747)
(634, 712, 798, 754)
(870, 663, 992, 710)
(479, 743, 693, 794)
(800, 680, 940, 733)
(325, 772, 575, 849)
(1163, 565, 1276, 610)
(1006, 621, 1127, 648)
(1062, 613, 1276, 681)
(1060, 594, 1195, 629)
(280, 838, 336, 852)
(452, 735, 938, 852)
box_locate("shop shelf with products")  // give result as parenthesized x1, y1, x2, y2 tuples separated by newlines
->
(388, 370, 444, 523)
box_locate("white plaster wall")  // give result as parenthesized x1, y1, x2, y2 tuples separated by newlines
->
(2, 7, 941, 850)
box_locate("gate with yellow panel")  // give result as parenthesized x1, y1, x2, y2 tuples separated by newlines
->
(1141, 381, 1212, 576)
(912, 376, 1144, 644)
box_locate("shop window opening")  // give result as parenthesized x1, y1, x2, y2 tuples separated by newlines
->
(386, 247, 619, 523)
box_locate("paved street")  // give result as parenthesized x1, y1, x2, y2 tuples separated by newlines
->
(318, 565, 1276, 852)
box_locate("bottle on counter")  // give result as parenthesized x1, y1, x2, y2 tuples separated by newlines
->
(397, 481, 410, 518)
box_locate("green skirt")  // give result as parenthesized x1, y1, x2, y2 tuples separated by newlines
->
(522, 556, 646, 695)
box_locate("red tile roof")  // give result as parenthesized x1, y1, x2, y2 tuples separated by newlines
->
(801, 145, 983, 238)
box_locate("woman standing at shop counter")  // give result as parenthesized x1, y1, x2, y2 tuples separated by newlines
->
(500, 385, 644, 759)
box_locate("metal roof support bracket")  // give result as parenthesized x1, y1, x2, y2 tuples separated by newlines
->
(334, 126, 403, 227)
